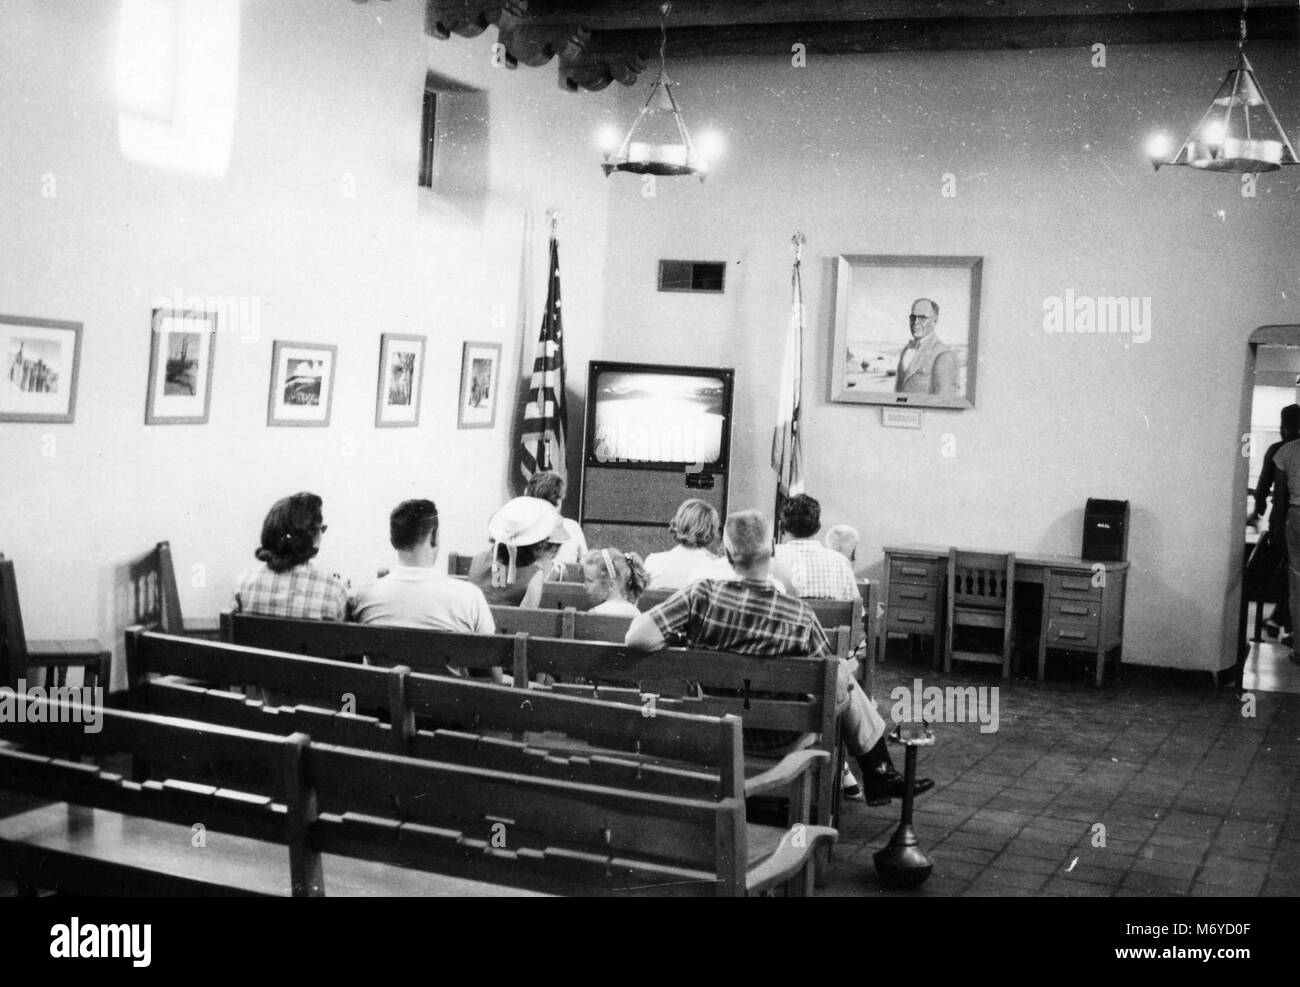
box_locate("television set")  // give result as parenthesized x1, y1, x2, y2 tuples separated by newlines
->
(583, 361, 735, 473)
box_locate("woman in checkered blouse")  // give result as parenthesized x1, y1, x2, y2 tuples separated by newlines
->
(231, 491, 349, 621)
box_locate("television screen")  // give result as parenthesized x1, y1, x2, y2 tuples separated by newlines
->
(587, 364, 732, 470)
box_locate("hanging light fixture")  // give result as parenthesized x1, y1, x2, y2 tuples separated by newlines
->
(1147, 0, 1297, 173)
(598, 2, 718, 180)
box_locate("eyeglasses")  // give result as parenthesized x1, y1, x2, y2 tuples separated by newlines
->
(908, 314, 934, 322)
(319, 524, 329, 533)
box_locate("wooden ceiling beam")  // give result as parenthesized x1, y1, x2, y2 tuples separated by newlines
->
(523, 0, 1298, 30)
(581, 9, 1299, 60)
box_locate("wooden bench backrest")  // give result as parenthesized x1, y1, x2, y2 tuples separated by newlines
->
(0, 697, 299, 888)
(224, 613, 836, 737)
(0, 555, 29, 688)
(223, 612, 518, 676)
(128, 630, 743, 783)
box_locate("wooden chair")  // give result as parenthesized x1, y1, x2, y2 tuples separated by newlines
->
(0, 554, 110, 691)
(943, 549, 1016, 678)
(129, 541, 220, 639)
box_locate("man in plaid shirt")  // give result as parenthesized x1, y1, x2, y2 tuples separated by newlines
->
(627, 509, 933, 806)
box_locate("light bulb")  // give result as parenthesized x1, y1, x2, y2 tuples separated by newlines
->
(1202, 120, 1227, 146)
(1144, 132, 1172, 160)
(696, 129, 725, 163)
(596, 125, 622, 155)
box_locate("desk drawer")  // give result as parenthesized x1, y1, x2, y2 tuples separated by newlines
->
(889, 583, 939, 610)
(1049, 572, 1102, 601)
(889, 558, 940, 585)
(1045, 619, 1099, 650)
(888, 608, 936, 635)
(1047, 598, 1100, 622)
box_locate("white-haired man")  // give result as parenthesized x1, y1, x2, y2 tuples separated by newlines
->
(627, 509, 933, 805)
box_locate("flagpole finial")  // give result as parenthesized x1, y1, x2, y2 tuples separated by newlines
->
(547, 208, 561, 237)
(791, 232, 806, 262)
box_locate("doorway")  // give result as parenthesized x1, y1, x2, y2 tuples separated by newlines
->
(1239, 328, 1300, 694)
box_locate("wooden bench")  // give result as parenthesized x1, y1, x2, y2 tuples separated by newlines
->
(222, 612, 843, 839)
(127, 541, 221, 639)
(121, 629, 829, 808)
(0, 554, 110, 691)
(0, 695, 833, 896)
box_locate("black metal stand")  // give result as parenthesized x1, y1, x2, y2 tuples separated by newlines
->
(873, 724, 934, 889)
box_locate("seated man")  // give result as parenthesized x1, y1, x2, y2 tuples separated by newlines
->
(626, 509, 933, 806)
(351, 499, 494, 634)
(775, 494, 859, 604)
(825, 524, 860, 567)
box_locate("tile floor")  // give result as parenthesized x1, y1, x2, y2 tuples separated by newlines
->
(821, 643, 1300, 897)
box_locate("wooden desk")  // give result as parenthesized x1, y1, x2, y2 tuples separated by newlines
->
(882, 544, 1130, 686)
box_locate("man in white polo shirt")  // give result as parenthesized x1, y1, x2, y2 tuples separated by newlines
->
(351, 499, 494, 634)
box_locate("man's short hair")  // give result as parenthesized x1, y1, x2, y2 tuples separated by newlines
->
(914, 297, 940, 319)
(780, 494, 821, 538)
(524, 471, 565, 507)
(670, 499, 720, 548)
(825, 524, 860, 559)
(390, 499, 439, 551)
(1282, 404, 1300, 434)
(723, 510, 772, 570)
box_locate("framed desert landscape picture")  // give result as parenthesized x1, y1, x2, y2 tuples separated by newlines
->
(375, 333, 426, 428)
(0, 314, 83, 424)
(267, 341, 337, 427)
(145, 307, 218, 424)
(457, 341, 501, 429)
(830, 254, 983, 410)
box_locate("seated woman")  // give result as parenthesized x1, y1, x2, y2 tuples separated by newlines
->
(232, 491, 348, 620)
(581, 548, 649, 617)
(468, 496, 570, 607)
(642, 499, 721, 590)
(524, 471, 586, 574)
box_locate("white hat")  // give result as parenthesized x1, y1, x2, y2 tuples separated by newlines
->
(487, 497, 569, 587)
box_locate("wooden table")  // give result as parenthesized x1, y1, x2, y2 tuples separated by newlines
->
(882, 544, 1130, 686)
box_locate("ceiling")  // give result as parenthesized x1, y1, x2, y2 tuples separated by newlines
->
(380, 1, 1300, 91)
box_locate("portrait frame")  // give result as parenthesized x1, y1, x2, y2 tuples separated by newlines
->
(267, 341, 337, 427)
(457, 341, 502, 430)
(0, 314, 83, 424)
(829, 254, 983, 410)
(374, 333, 426, 428)
(145, 307, 218, 425)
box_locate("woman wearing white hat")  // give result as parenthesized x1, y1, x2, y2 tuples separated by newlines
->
(467, 496, 571, 607)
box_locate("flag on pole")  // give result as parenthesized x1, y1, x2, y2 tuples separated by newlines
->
(772, 234, 806, 522)
(520, 232, 568, 486)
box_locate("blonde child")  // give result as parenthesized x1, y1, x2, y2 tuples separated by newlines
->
(581, 548, 649, 617)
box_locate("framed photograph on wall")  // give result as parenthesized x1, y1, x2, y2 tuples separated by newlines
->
(267, 341, 337, 427)
(0, 314, 83, 424)
(375, 333, 426, 428)
(145, 307, 218, 424)
(830, 254, 983, 410)
(457, 341, 502, 429)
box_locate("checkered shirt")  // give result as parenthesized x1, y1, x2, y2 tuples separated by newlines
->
(645, 577, 832, 752)
(774, 539, 858, 600)
(232, 562, 349, 621)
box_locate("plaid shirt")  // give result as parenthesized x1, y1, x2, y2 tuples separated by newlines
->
(232, 562, 349, 621)
(774, 539, 858, 601)
(646, 577, 831, 752)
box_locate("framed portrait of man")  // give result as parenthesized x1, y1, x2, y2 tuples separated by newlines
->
(829, 254, 983, 410)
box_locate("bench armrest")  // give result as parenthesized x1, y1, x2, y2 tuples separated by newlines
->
(745, 825, 838, 895)
(744, 749, 828, 799)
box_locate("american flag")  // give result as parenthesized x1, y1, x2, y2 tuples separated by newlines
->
(772, 234, 806, 524)
(520, 234, 568, 485)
